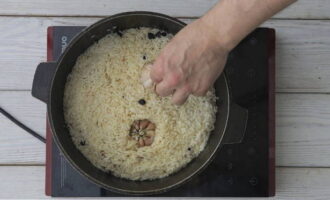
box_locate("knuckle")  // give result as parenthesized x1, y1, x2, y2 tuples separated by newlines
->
(167, 72, 183, 87)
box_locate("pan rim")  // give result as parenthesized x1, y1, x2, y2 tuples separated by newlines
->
(48, 11, 231, 195)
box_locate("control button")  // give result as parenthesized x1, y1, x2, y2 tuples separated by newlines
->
(249, 176, 258, 186)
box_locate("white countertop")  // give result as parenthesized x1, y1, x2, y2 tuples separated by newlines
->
(1, 0, 330, 199)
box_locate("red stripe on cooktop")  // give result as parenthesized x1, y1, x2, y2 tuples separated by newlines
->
(45, 26, 53, 196)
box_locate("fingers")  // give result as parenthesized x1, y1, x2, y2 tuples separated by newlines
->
(155, 72, 183, 97)
(155, 79, 175, 97)
(191, 83, 208, 96)
(171, 85, 191, 105)
(187, 73, 210, 97)
(150, 62, 164, 84)
(193, 89, 208, 96)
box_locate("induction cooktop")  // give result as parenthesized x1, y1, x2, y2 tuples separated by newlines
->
(45, 26, 275, 197)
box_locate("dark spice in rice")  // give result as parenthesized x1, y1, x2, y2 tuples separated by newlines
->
(148, 32, 155, 39)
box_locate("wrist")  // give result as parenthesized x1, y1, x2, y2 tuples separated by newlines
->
(198, 17, 236, 52)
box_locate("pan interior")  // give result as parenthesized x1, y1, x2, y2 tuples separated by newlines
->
(49, 12, 230, 195)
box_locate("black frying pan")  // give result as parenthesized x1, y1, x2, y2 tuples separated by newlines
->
(31, 11, 248, 195)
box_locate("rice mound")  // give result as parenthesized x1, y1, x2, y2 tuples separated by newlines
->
(63, 27, 217, 181)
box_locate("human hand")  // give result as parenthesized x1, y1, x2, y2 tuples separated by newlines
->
(141, 0, 296, 105)
(148, 19, 230, 105)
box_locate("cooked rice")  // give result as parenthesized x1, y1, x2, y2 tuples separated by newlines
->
(63, 27, 217, 180)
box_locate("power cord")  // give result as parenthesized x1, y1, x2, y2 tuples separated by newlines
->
(0, 106, 46, 143)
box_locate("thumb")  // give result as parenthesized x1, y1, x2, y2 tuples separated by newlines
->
(150, 61, 164, 83)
